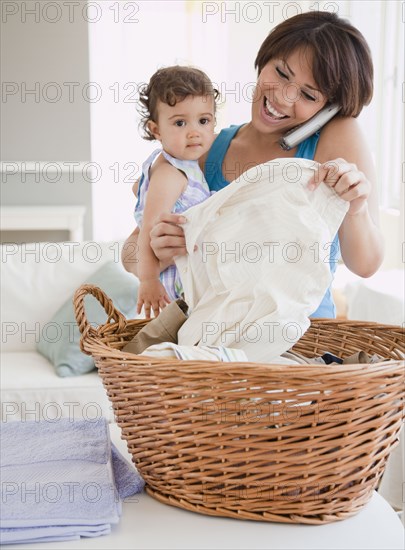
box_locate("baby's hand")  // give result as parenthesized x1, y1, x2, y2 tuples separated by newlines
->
(137, 279, 171, 319)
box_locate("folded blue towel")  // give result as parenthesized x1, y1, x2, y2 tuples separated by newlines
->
(111, 443, 144, 500)
(0, 418, 144, 545)
(1, 417, 109, 467)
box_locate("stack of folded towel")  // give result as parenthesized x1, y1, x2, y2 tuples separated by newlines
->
(0, 418, 144, 545)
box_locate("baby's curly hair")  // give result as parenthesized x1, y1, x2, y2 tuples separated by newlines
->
(138, 66, 220, 141)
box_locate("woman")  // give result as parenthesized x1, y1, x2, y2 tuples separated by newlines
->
(123, 11, 384, 318)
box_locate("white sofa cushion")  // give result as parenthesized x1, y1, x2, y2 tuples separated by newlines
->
(1, 241, 121, 351)
(0, 352, 114, 422)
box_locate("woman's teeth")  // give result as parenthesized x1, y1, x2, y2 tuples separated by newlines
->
(264, 98, 288, 119)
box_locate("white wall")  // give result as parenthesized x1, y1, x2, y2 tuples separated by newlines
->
(1, 1, 93, 240)
(88, 1, 190, 241)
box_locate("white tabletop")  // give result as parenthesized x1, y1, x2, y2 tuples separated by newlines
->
(4, 424, 404, 550)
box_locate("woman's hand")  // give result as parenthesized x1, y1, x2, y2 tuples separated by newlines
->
(307, 158, 371, 216)
(150, 213, 188, 267)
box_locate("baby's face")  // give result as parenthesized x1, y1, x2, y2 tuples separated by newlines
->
(148, 95, 215, 160)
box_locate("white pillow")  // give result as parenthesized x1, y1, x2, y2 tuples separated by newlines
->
(1, 241, 123, 351)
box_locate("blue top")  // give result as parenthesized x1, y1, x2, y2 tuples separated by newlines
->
(204, 124, 340, 318)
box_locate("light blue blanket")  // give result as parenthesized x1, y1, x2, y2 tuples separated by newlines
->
(0, 418, 144, 544)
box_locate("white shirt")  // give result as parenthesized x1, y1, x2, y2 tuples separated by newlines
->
(175, 158, 349, 363)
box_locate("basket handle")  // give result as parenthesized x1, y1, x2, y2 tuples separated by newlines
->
(73, 284, 127, 352)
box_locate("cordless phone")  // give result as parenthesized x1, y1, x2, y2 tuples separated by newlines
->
(278, 104, 341, 151)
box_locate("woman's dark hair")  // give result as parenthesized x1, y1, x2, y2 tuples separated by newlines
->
(138, 65, 220, 140)
(254, 12, 373, 117)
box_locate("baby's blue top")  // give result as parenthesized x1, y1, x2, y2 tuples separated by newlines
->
(204, 124, 340, 318)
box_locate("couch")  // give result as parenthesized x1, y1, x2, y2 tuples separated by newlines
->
(0, 240, 136, 423)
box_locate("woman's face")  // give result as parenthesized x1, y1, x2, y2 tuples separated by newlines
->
(251, 48, 328, 137)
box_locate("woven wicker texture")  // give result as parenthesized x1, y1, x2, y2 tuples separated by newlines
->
(74, 284, 405, 524)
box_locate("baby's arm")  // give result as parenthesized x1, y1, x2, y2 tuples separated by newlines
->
(137, 159, 187, 318)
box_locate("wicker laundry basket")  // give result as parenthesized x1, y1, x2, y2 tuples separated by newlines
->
(74, 284, 404, 525)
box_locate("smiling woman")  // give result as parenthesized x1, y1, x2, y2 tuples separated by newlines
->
(252, 50, 328, 132)
(123, 10, 384, 320)
(253, 12, 373, 118)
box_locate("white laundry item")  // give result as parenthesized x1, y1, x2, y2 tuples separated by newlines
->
(175, 158, 349, 363)
(140, 342, 248, 362)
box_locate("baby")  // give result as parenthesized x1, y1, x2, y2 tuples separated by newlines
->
(135, 66, 219, 318)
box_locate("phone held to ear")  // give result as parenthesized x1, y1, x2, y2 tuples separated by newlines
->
(278, 104, 341, 151)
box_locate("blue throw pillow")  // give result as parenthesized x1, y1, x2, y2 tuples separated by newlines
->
(37, 261, 139, 377)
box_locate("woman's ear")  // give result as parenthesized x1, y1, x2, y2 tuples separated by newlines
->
(147, 120, 161, 141)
